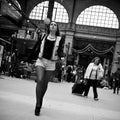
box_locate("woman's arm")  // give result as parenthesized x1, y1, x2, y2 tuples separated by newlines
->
(84, 63, 92, 79)
(57, 36, 64, 59)
(27, 33, 45, 63)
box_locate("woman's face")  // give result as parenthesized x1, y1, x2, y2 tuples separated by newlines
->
(94, 58, 99, 65)
(49, 22, 57, 32)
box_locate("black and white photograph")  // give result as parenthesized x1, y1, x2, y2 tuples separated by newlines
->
(0, 0, 120, 119)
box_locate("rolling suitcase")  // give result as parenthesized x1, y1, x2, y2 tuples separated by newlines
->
(72, 79, 86, 94)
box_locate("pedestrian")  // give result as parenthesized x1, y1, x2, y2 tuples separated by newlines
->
(113, 68, 120, 94)
(83, 57, 104, 101)
(66, 65, 73, 82)
(109, 73, 114, 89)
(9, 49, 19, 77)
(28, 20, 64, 116)
(5, 51, 11, 75)
(0, 59, 6, 75)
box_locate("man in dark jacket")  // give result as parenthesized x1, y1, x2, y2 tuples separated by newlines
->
(113, 68, 120, 94)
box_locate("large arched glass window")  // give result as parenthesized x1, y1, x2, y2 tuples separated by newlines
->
(76, 5, 119, 29)
(29, 1, 69, 23)
(52, 2, 68, 23)
(29, 1, 48, 20)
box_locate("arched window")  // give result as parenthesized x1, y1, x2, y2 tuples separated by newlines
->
(76, 5, 119, 29)
(29, 1, 69, 23)
(29, 1, 48, 20)
(52, 2, 68, 23)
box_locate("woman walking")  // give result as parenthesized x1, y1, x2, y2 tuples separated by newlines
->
(29, 20, 64, 116)
(83, 57, 104, 101)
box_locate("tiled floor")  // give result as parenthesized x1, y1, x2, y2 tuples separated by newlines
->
(0, 75, 120, 120)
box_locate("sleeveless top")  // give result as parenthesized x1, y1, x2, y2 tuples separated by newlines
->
(42, 38, 55, 60)
(38, 34, 61, 61)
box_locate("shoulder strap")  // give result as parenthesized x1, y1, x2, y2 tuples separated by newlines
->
(38, 33, 47, 42)
(41, 33, 47, 41)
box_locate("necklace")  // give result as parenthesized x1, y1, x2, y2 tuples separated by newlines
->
(48, 35, 56, 40)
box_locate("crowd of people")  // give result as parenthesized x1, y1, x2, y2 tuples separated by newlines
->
(55, 64, 85, 83)
(0, 49, 119, 91)
(0, 49, 34, 79)
(0, 50, 18, 77)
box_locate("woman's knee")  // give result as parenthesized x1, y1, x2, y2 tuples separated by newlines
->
(36, 66, 45, 83)
(36, 74, 45, 85)
(36, 76, 44, 84)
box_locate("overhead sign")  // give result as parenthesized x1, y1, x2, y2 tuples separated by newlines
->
(0, 0, 22, 26)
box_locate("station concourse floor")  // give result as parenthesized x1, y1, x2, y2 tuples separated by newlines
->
(0, 75, 120, 120)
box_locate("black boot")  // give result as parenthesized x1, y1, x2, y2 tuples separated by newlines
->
(35, 106, 41, 116)
(35, 100, 43, 116)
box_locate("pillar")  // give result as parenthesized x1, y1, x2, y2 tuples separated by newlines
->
(103, 58, 107, 69)
(75, 53, 79, 65)
(64, 31, 74, 55)
(63, 31, 74, 65)
(47, 0, 55, 20)
(111, 37, 120, 74)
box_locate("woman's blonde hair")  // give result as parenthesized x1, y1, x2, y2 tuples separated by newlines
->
(91, 57, 101, 65)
